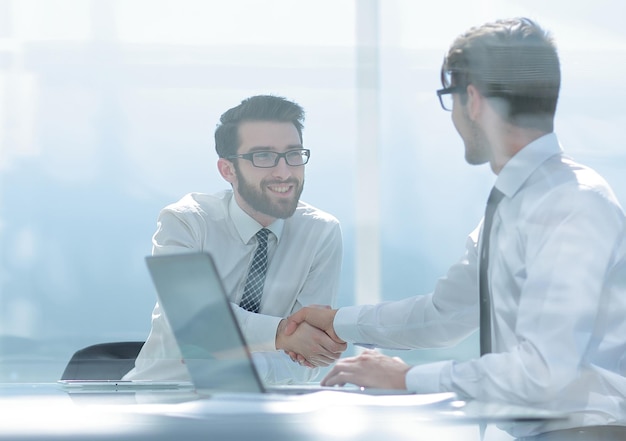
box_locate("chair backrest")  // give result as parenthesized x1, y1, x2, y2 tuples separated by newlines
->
(60, 341, 144, 380)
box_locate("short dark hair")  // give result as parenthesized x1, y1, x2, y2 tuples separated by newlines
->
(215, 95, 305, 158)
(443, 17, 560, 130)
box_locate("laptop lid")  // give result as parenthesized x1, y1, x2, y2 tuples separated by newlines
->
(145, 252, 266, 394)
(145, 252, 419, 397)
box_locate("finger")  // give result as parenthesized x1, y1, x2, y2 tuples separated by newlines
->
(308, 353, 336, 366)
(316, 336, 347, 354)
(283, 308, 307, 336)
(307, 346, 341, 365)
(312, 346, 342, 363)
(305, 359, 328, 368)
(320, 368, 350, 387)
(291, 352, 316, 368)
(297, 359, 316, 368)
(323, 341, 347, 354)
(299, 352, 334, 367)
(325, 330, 344, 345)
(313, 330, 348, 354)
(283, 320, 298, 336)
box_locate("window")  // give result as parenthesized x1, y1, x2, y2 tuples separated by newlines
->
(1, 0, 625, 381)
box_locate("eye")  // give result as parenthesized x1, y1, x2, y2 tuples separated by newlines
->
(253, 151, 275, 160)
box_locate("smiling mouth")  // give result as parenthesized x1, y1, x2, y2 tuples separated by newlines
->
(267, 184, 293, 194)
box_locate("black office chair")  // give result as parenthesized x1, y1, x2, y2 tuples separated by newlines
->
(60, 341, 145, 381)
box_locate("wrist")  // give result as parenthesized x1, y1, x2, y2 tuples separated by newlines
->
(275, 319, 287, 350)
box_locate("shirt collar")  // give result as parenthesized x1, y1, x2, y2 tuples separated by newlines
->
(228, 194, 284, 244)
(494, 132, 563, 199)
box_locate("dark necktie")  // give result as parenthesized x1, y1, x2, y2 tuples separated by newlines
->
(479, 187, 505, 356)
(239, 228, 270, 313)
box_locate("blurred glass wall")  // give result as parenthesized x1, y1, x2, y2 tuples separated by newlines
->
(1, 0, 625, 381)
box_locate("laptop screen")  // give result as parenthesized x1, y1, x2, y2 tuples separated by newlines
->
(145, 252, 265, 394)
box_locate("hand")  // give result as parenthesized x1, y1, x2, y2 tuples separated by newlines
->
(275, 319, 346, 367)
(284, 306, 343, 344)
(321, 349, 410, 390)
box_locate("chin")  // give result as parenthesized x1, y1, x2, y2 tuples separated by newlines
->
(465, 150, 490, 166)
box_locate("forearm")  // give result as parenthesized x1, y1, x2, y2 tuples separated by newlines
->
(334, 295, 475, 350)
(232, 305, 283, 352)
(252, 351, 320, 385)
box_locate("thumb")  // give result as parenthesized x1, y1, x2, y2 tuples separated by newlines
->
(309, 304, 331, 310)
(283, 308, 307, 336)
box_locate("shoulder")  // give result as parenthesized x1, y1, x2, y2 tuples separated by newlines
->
(292, 200, 340, 227)
(555, 157, 621, 208)
(283, 201, 342, 245)
(161, 190, 232, 217)
(524, 156, 624, 222)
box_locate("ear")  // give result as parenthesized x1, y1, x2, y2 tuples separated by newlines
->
(217, 158, 237, 184)
(465, 84, 483, 122)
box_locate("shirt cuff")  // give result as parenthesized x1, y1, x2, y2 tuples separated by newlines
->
(334, 305, 366, 344)
(405, 360, 451, 394)
(243, 313, 284, 352)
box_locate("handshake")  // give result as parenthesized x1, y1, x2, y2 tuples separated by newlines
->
(275, 305, 410, 390)
(275, 305, 346, 368)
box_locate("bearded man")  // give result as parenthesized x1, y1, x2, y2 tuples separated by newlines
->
(125, 95, 345, 384)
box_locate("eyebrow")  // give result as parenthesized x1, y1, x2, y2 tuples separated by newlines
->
(246, 144, 304, 152)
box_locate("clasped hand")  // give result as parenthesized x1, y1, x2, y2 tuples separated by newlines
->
(276, 306, 346, 367)
(279, 307, 410, 390)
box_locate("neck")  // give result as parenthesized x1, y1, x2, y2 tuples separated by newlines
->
(488, 126, 550, 174)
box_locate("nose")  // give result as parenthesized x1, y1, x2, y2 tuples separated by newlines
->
(270, 156, 293, 179)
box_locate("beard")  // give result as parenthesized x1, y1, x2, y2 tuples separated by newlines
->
(235, 167, 304, 219)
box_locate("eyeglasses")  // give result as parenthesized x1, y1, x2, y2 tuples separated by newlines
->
(436, 85, 465, 111)
(228, 149, 310, 168)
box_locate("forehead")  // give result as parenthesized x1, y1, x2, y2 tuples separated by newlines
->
(237, 121, 301, 153)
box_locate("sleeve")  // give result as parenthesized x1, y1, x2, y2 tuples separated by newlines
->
(231, 307, 283, 352)
(152, 207, 284, 352)
(152, 208, 204, 255)
(232, 219, 343, 353)
(410, 189, 625, 404)
(125, 302, 320, 383)
(334, 229, 480, 350)
(124, 207, 202, 381)
(123, 301, 189, 381)
(293, 220, 343, 310)
(136, 205, 343, 384)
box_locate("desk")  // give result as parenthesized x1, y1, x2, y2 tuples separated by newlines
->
(0, 384, 566, 440)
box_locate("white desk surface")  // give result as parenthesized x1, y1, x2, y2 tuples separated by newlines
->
(0, 383, 566, 440)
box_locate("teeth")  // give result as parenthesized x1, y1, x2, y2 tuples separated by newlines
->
(269, 185, 290, 193)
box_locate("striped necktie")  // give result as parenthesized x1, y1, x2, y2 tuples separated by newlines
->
(239, 228, 270, 313)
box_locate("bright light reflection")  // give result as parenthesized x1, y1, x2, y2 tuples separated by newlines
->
(114, 0, 355, 46)
(0, 397, 141, 436)
(313, 406, 368, 438)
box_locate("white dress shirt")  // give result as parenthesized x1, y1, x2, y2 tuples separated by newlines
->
(125, 190, 342, 384)
(334, 133, 626, 437)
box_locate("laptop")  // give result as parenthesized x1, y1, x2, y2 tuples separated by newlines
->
(143, 252, 424, 397)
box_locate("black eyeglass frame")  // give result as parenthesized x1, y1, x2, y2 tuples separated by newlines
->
(436, 85, 466, 111)
(227, 149, 311, 168)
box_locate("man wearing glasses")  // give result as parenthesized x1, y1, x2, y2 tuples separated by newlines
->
(125, 95, 346, 384)
(286, 18, 626, 440)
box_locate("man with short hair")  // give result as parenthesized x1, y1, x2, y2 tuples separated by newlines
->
(286, 18, 626, 440)
(125, 95, 346, 384)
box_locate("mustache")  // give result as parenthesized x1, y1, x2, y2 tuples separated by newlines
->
(261, 177, 301, 187)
